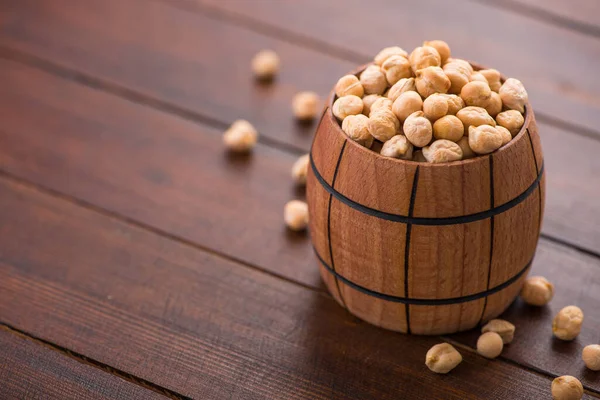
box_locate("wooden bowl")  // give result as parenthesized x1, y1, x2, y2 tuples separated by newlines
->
(307, 64, 545, 335)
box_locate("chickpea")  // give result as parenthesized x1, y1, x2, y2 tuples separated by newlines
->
(335, 75, 364, 98)
(370, 97, 393, 114)
(392, 91, 423, 122)
(477, 332, 504, 359)
(409, 46, 441, 74)
(457, 107, 496, 135)
(292, 91, 320, 120)
(520, 276, 554, 306)
(374, 46, 408, 66)
(223, 119, 258, 152)
(433, 115, 464, 142)
(582, 344, 600, 371)
(468, 125, 503, 154)
(470, 72, 488, 84)
(333, 95, 363, 120)
(461, 81, 492, 108)
(425, 343, 462, 374)
(485, 92, 503, 118)
(368, 109, 399, 142)
(387, 77, 416, 102)
(342, 114, 374, 148)
(443, 67, 470, 95)
(423, 94, 449, 121)
(284, 200, 309, 231)
(499, 78, 528, 113)
(479, 69, 502, 92)
(380, 135, 413, 160)
(413, 150, 427, 162)
(444, 58, 473, 75)
(422, 139, 462, 163)
(251, 49, 280, 80)
(496, 126, 512, 146)
(442, 94, 465, 115)
(360, 65, 387, 95)
(423, 40, 451, 64)
(416, 66, 451, 97)
(481, 319, 515, 344)
(457, 136, 475, 159)
(362, 94, 381, 116)
(404, 111, 433, 147)
(496, 110, 525, 137)
(551, 376, 583, 400)
(291, 154, 309, 185)
(382, 55, 412, 85)
(553, 306, 584, 341)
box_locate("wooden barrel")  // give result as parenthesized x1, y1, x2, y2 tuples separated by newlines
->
(307, 67, 545, 335)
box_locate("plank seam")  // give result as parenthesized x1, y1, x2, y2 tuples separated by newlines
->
(526, 128, 544, 236)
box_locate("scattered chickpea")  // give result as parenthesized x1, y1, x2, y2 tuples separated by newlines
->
(457, 136, 476, 159)
(481, 319, 515, 344)
(413, 150, 427, 162)
(382, 55, 413, 85)
(291, 154, 309, 185)
(342, 114, 374, 148)
(404, 111, 433, 147)
(443, 94, 465, 115)
(461, 81, 492, 108)
(284, 200, 309, 231)
(392, 91, 423, 122)
(468, 125, 503, 154)
(433, 115, 464, 142)
(409, 46, 441, 74)
(443, 62, 471, 95)
(553, 306, 584, 341)
(416, 66, 451, 97)
(387, 77, 416, 102)
(457, 107, 496, 135)
(380, 135, 413, 160)
(370, 97, 393, 114)
(223, 120, 258, 152)
(362, 94, 381, 116)
(477, 332, 504, 359)
(423, 40, 451, 64)
(360, 65, 387, 95)
(499, 78, 528, 113)
(423, 94, 449, 121)
(422, 139, 463, 163)
(333, 95, 364, 120)
(551, 376, 583, 400)
(292, 91, 320, 120)
(425, 343, 462, 374)
(335, 75, 365, 98)
(251, 49, 280, 80)
(369, 109, 399, 142)
(520, 276, 554, 306)
(496, 110, 525, 137)
(485, 92, 503, 118)
(374, 46, 408, 66)
(479, 69, 502, 92)
(582, 345, 600, 371)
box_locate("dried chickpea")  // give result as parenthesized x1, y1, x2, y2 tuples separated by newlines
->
(333, 95, 363, 120)
(551, 376, 583, 400)
(582, 345, 600, 371)
(387, 77, 416, 102)
(553, 306, 584, 341)
(481, 319, 515, 344)
(368, 109, 399, 142)
(223, 120, 258, 152)
(445, 58, 473, 75)
(409, 46, 441, 74)
(425, 343, 462, 374)
(433, 115, 464, 142)
(485, 92, 503, 118)
(284, 200, 309, 231)
(422, 139, 462, 163)
(423, 94, 449, 121)
(335, 74, 364, 98)
(251, 49, 280, 80)
(374, 46, 408, 66)
(362, 94, 381, 116)
(380, 135, 413, 160)
(470, 72, 488, 84)
(423, 40, 451, 64)
(404, 111, 433, 147)
(370, 97, 393, 114)
(461, 81, 492, 108)
(479, 69, 502, 92)
(413, 150, 427, 162)
(442, 94, 465, 115)
(392, 91, 423, 122)
(360, 65, 387, 95)
(496, 126, 512, 146)
(342, 114, 374, 148)
(520, 276, 554, 306)
(382, 55, 412, 85)
(468, 125, 503, 154)
(499, 78, 528, 113)
(457, 107, 496, 135)
(496, 110, 525, 137)
(416, 66, 451, 97)
(443, 67, 470, 95)
(477, 331, 503, 359)
(292, 91, 320, 120)
(457, 136, 475, 159)
(291, 154, 309, 185)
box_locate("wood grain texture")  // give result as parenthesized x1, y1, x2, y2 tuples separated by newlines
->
(0, 328, 166, 400)
(508, 0, 600, 31)
(0, 177, 568, 400)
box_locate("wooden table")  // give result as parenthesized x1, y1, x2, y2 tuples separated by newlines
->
(1, 0, 599, 398)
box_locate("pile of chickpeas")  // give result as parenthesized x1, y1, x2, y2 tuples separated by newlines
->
(333, 41, 528, 163)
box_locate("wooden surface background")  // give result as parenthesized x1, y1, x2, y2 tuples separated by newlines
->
(0, 0, 599, 398)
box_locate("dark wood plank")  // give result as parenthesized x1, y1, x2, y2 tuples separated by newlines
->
(194, 0, 600, 135)
(0, 328, 166, 400)
(0, 176, 584, 400)
(508, 0, 600, 30)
